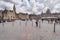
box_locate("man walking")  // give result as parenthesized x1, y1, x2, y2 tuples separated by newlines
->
(36, 20, 38, 27)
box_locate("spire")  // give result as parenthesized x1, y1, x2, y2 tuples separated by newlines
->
(4, 7, 7, 11)
(4, 7, 7, 13)
(13, 4, 16, 13)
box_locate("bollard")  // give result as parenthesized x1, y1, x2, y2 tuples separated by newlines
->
(12, 21, 14, 27)
(2, 22, 4, 32)
(25, 20, 27, 27)
(20, 20, 21, 26)
(39, 20, 41, 28)
(2, 22, 4, 27)
(54, 23, 55, 33)
(32, 20, 33, 27)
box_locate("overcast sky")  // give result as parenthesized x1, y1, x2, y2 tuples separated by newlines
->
(0, 0, 60, 14)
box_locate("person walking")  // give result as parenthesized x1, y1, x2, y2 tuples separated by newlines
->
(36, 20, 38, 27)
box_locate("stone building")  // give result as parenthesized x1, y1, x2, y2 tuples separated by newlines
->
(0, 10, 3, 21)
(41, 9, 60, 19)
(1, 6, 60, 22)
(29, 14, 40, 20)
(2, 8, 8, 20)
(12, 5, 19, 20)
(41, 9, 51, 17)
(2, 5, 19, 21)
(40, 8, 60, 22)
(19, 13, 29, 20)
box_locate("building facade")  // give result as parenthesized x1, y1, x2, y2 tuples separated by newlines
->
(29, 14, 40, 20)
(2, 5, 19, 21)
(0, 10, 3, 21)
(19, 13, 29, 20)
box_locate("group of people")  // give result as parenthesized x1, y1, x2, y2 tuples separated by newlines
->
(35, 19, 60, 27)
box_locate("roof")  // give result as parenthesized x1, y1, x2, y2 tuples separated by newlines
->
(19, 13, 28, 15)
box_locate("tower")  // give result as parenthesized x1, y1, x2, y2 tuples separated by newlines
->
(13, 4, 16, 19)
(13, 4, 16, 13)
(46, 9, 51, 14)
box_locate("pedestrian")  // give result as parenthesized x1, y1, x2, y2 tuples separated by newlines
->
(42, 19, 43, 23)
(36, 20, 38, 27)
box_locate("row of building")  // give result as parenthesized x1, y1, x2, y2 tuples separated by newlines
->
(0, 5, 60, 22)
(0, 5, 40, 22)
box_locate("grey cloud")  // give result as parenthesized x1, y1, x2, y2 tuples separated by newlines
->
(2, 0, 12, 2)
(2, 0, 18, 5)
(56, 7, 60, 12)
(35, 0, 45, 3)
(0, 4, 12, 10)
(0, 4, 7, 9)
(0, 0, 60, 13)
